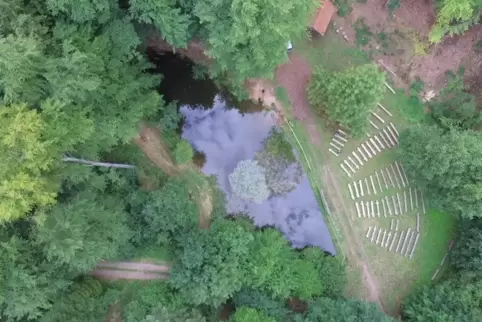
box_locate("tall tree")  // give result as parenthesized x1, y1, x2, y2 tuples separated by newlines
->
(39, 277, 120, 322)
(140, 176, 199, 244)
(194, 0, 317, 84)
(246, 228, 297, 299)
(308, 64, 385, 137)
(0, 236, 70, 321)
(129, 0, 192, 48)
(0, 104, 59, 222)
(35, 191, 132, 273)
(45, 0, 115, 23)
(430, 73, 482, 131)
(450, 219, 482, 274)
(430, 0, 482, 42)
(233, 288, 289, 321)
(300, 247, 346, 298)
(402, 273, 482, 321)
(169, 218, 254, 306)
(230, 307, 275, 322)
(296, 297, 393, 322)
(398, 125, 482, 218)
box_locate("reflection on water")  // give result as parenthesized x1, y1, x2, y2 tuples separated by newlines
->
(181, 95, 336, 254)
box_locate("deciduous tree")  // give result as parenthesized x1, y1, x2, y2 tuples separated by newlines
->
(430, 74, 482, 131)
(35, 191, 131, 273)
(169, 218, 254, 306)
(0, 104, 58, 222)
(230, 307, 275, 322)
(296, 297, 393, 322)
(402, 274, 482, 321)
(450, 219, 482, 273)
(129, 0, 192, 48)
(398, 125, 482, 218)
(308, 64, 385, 137)
(194, 0, 317, 84)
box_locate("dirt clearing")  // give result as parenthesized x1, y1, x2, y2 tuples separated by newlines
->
(332, 0, 482, 92)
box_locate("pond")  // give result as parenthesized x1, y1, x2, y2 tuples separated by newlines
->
(155, 52, 335, 254)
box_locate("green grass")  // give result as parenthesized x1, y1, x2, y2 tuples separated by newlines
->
(131, 244, 173, 263)
(415, 210, 456, 285)
(278, 27, 456, 314)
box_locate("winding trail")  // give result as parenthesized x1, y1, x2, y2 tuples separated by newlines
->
(91, 261, 170, 280)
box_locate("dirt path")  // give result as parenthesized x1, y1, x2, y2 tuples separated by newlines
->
(272, 54, 384, 309)
(91, 261, 170, 280)
(133, 124, 213, 228)
(96, 261, 169, 273)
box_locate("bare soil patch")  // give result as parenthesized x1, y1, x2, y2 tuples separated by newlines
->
(133, 124, 179, 176)
(332, 0, 482, 92)
(91, 269, 167, 280)
(92, 261, 170, 280)
(275, 55, 321, 147)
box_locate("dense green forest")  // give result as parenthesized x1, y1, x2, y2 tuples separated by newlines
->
(0, 0, 393, 321)
(2, 0, 481, 320)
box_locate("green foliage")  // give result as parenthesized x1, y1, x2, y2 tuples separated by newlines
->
(390, 90, 426, 123)
(40, 278, 120, 322)
(247, 229, 297, 298)
(387, 0, 401, 17)
(124, 281, 186, 322)
(263, 129, 295, 163)
(35, 191, 132, 273)
(301, 247, 346, 298)
(129, 0, 192, 47)
(145, 306, 206, 322)
(429, 75, 481, 131)
(296, 297, 394, 322)
(0, 104, 58, 222)
(196, 0, 317, 85)
(353, 18, 372, 46)
(230, 307, 276, 322)
(308, 64, 385, 137)
(229, 160, 270, 203)
(255, 132, 303, 196)
(430, 0, 482, 42)
(140, 176, 199, 243)
(450, 219, 482, 274)
(0, 34, 47, 105)
(402, 273, 482, 321)
(45, 0, 114, 22)
(169, 218, 254, 306)
(233, 288, 289, 321)
(0, 236, 70, 321)
(399, 125, 482, 218)
(332, 0, 352, 16)
(174, 140, 194, 165)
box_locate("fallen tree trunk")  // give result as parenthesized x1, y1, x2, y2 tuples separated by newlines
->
(62, 156, 136, 169)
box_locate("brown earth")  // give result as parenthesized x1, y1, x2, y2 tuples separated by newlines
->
(133, 124, 180, 176)
(133, 124, 213, 228)
(332, 0, 482, 92)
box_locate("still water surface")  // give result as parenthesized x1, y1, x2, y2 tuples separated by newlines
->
(156, 52, 335, 254)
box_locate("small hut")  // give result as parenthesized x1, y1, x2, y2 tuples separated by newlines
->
(311, 0, 337, 36)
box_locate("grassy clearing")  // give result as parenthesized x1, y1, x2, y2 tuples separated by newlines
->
(131, 244, 173, 263)
(282, 27, 456, 314)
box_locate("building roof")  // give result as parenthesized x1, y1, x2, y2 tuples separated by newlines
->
(312, 0, 336, 35)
